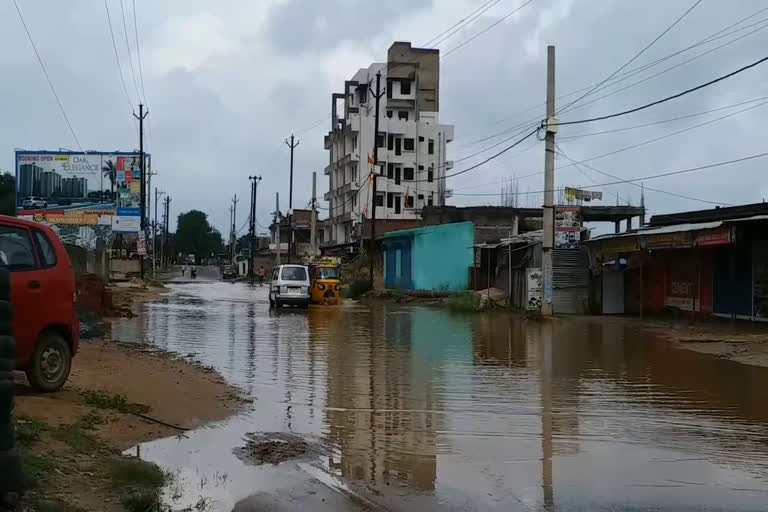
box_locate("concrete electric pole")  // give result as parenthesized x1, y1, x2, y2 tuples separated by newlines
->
(285, 135, 299, 264)
(133, 103, 149, 279)
(542, 45, 557, 316)
(369, 70, 383, 289)
(231, 194, 239, 264)
(310, 171, 317, 255)
(248, 175, 261, 282)
(153, 187, 164, 278)
(274, 192, 281, 266)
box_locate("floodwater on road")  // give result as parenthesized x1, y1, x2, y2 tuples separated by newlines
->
(110, 276, 768, 511)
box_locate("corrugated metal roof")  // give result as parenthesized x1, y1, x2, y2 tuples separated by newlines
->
(589, 213, 768, 244)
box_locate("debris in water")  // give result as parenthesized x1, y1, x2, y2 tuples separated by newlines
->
(234, 432, 310, 465)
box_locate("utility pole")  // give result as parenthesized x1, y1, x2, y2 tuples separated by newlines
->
(248, 175, 261, 282)
(274, 192, 281, 266)
(542, 46, 557, 316)
(231, 194, 239, 264)
(133, 103, 149, 279)
(153, 187, 164, 278)
(369, 71, 383, 289)
(163, 196, 171, 270)
(310, 171, 317, 255)
(285, 134, 299, 263)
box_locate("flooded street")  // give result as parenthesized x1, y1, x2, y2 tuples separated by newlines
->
(110, 275, 768, 511)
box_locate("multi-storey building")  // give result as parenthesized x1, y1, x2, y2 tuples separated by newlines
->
(324, 42, 454, 247)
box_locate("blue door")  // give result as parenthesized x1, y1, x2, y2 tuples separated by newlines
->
(384, 238, 413, 289)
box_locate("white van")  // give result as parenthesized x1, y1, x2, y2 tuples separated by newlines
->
(269, 264, 311, 308)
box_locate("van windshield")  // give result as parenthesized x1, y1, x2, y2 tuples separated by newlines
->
(315, 267, 339, 280)
(281, 267, 307, 281)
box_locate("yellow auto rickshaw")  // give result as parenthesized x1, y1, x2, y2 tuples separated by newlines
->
(308, 257, 342, 305)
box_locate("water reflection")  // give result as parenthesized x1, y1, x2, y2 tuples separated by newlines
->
(116, 283, 768, 511)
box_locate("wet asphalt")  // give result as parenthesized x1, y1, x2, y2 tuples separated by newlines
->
(109, 268, 768, 511)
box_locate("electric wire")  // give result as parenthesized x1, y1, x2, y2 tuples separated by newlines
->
(425, 0, 504, 48)
(555, 143, 730, 206)
(550, 55, 768, 128)
(13, 0, 83, 153)
(104, 0, 135, 110)
(119, 0, 142, 103)
(452, 151, 768, 196)
(558, 0, 703, 113)
(442, 0, 536, 58)
(131, 0, 147, 103)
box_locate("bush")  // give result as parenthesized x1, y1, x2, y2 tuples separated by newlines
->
(344, 279, 371, 300)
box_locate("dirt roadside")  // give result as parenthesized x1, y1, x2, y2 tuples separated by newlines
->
(13, 279, 246, 511)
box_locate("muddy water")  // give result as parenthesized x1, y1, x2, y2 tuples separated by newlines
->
(112, 280, 768, 511)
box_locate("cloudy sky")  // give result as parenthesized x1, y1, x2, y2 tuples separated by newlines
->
(2, 0, 767, 235)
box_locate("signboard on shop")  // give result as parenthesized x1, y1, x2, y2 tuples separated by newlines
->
(695, 226, 733, 247)
(526, 268, 543, 310)
(555, 206, 583, 249)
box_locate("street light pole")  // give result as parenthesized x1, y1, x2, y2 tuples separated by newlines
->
(248, 175, 261, 282)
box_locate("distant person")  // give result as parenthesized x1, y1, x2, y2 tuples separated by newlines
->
(258, 265, 266, 286)
(182, 265, 187, 277)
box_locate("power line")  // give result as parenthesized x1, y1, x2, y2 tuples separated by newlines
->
(560, 94, 768, 140)
(13, 0, 83, 152)
(556, 18, 768, 119)
(555, 144, 730, 206)
(119, 0, 142, 102)
(425, 0, 504, 48)
(459, 7, 768, 148)
(551, 55, 768, 128)
(443, 0, 536, 58)
(104, 0, 134, 109)
(131, 0, 147, 103)
(453, 151, 768, 196)
(558, 0, 703, 113)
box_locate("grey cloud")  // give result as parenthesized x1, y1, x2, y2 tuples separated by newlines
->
(266, 0, 432, 54)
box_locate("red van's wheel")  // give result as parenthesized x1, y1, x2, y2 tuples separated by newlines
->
(25, 332, 71, 393)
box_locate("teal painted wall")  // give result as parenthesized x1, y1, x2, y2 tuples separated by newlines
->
(385, 221, 473, 290)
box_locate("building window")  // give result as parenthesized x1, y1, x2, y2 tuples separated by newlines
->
(428, 169, 434, 182)
(387, 163, 394, 179)
(395, 137, 402, 156)
(352, 135, 357, 150)
(403, 167, 414, 181)
(398, 111, 409, 121)
(387, 80, 393, 99)
(388, 134, 394, 151)
(376, 132, 385, 148)
(418, 194, 424, 200)
(428, 139, 435, 155)
(428, 194, 434, 206)
(418, 165, 424, 171)
(387, 193, 394, 209)
(395, 167, 401, 185)
(419, 136, 425, 142)
(358, 85, 368, 104)
(375, 193, 384, 207)
(394, 195, 401, 214)
(387, 110, 393, 119)
(401, 80, 411, 95)
(405, 195, 414, 208)
(403, 138, 414, 151)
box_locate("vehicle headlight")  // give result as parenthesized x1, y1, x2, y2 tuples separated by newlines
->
(335, 284, 341, 290)
(301, 286, 309, 294)
(275, 286, 280, 294)
(318, 283, 325, 290)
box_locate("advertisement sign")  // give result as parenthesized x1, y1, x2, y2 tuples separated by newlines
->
(526, 268, 543, 310)
(565, 187, 602, 202)
(112, 208, 141, 233)
(695, 226, 733, 247)
(137, 232, 147, 256)
(645, 232, 693, 250)
(15, 151, 149, 246)
(555, 206, 583, 249)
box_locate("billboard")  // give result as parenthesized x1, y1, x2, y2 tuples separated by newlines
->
(555, 206, 583, 249)
(15, 151, 150, 248)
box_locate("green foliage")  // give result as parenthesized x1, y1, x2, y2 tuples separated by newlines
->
(15, 416, 49, 446)
(344, 279, 371, 300)
(28, 499, 85, 512)
(0, 172, 16, 216)
(80, 389, 151, 414)
(175, 210, 223, 259)
(443, 294, 482, 313)
(108, 457, 167, 489)
(20, 448, 55, 486)
(52, 425, 99, 453)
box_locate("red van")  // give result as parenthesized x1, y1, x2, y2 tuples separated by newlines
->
(0, 216, 79, 391)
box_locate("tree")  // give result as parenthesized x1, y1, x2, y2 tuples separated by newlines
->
(0, 173, 15, 216)
(102, 160, 117, 196)
(174, 210, 223, 257)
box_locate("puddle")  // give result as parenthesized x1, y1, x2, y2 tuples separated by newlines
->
(119, 281, 768, 511)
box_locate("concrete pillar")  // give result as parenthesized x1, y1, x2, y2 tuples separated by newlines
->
(625, 217, 632, 232)
(614, 221, 620, 234)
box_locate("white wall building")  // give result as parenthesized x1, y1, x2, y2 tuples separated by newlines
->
(324, 42, 454, 247)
